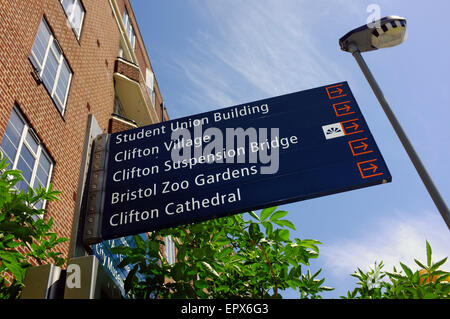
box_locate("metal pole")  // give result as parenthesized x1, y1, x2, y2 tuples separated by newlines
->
(348, 43, 450, 230)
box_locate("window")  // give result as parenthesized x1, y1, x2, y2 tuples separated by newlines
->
(122, 9, 136, 51)
(114, 97, 126, 118)
(61, 0, 85, 39)
(146, 68, 156, 108)
(0, 107, 54, 210)
(30, 18, 73, 115)
(118, 45, 124, 58)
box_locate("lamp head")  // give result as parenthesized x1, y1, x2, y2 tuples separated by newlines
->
(340, 16, 407, 53)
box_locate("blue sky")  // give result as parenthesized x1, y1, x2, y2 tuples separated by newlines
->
(130, 0, 450, 298)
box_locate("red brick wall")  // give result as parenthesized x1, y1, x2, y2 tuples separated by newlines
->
(114, 58, 140, 83)
(0, 0, 163, 265)
(109, 115, 137, 134)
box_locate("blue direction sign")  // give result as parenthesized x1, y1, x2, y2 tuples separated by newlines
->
(86, 81, 391, 242)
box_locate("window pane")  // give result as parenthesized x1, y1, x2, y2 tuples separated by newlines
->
(8, 108, 25, 135)
(25, 131, 39, 154)
(41, 50, 59, 92)
(0, 136, 18, 167)
(19, 146, 36, 172)
(61, 0, 75, 14)
(50, 41, 62, 61)
(17, 156, 34, 186)
(34, 199, 44, 210)
(38, 151, 52, 173)
(34, 153, 51, 188)
(4, 123, 22, 149)
(31, 20, 51, 69)
(129, 28, 135, 48)
(55, 61, 71, 105)
(0, 109, 24, 167)
(123, 10, 128, 26)
(34, 167, 49, 188)
(1, 107, 53, 211)
(16, 178, 31, 194)
(71, 1, 84, 36)
(151, 90, 156, 108)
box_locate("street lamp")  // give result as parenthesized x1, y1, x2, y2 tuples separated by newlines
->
(340, 16, 450, 230)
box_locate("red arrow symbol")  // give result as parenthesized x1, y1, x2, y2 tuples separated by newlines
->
(329, 87, 343, 95)
(363, 163, 378, 173)
(354, 141, 369, 151)
(357, 159, 383, 179)
(326, 85, 347, 99)
(337, 104, 352, 112)
(346, 122, 359, 131)
(341, 119, 363, 135)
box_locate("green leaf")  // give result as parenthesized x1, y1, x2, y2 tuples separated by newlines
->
(249, 223, 262, 241)
(248, 211, 260, 221)
(218, 246, 233, 259)
(430, 257, 447, 272)
(412, 271, 420, 284)
(260, 207, 277, 221)
(272, 219, 296, 230)
(110, 246, 133, 255)
(414, 258, 427, 271)
(133, 234, 146, 250)
(201, 261, 219, 278)
(124, 265, 138, 294)
(262, 221, 273, 236)
(400, 262, 413, 279)
(277, 229, 290, 241)
(270, 210, 288, 221)
(426, 241, 432, 267)
(0, 250, 26, 282)
(194, 280, 208, 290)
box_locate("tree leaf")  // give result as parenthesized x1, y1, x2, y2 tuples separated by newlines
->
(400, 262, 413, 279)
(248, 211, 260, 221)
(260, 207, 277, 221)
(133, 234, 146, 250)
(277, 229, 290, 241)
(262, 221, 273, 236)
(430, 257, 447, 273)
(201, 261, 219, 278)
(124, 265, 138, 294)
(0, 250, 26, 282)
(272, 219, 296, 230)
(426, 241, 432, 267)
(414, 258, 427, 271)
(194, 280, 208, 290)
(270, 210, 288, 221)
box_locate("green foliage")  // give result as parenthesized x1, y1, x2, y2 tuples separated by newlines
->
(111, 207, 333, 299)
(0, 152, 68, 299)
(343, 241, 450, 299)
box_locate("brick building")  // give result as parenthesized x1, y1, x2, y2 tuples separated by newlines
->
(0, 0, 167, 264)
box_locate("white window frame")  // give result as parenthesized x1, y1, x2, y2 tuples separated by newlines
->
(122, 8, 136, 51)
(60, 0, 86, 39)
(30, 18, 73, 115)
(0, 107, 54, 212)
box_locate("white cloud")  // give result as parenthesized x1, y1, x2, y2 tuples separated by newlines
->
(321, 210, 450, 277)
(171, 0, 364, 112)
